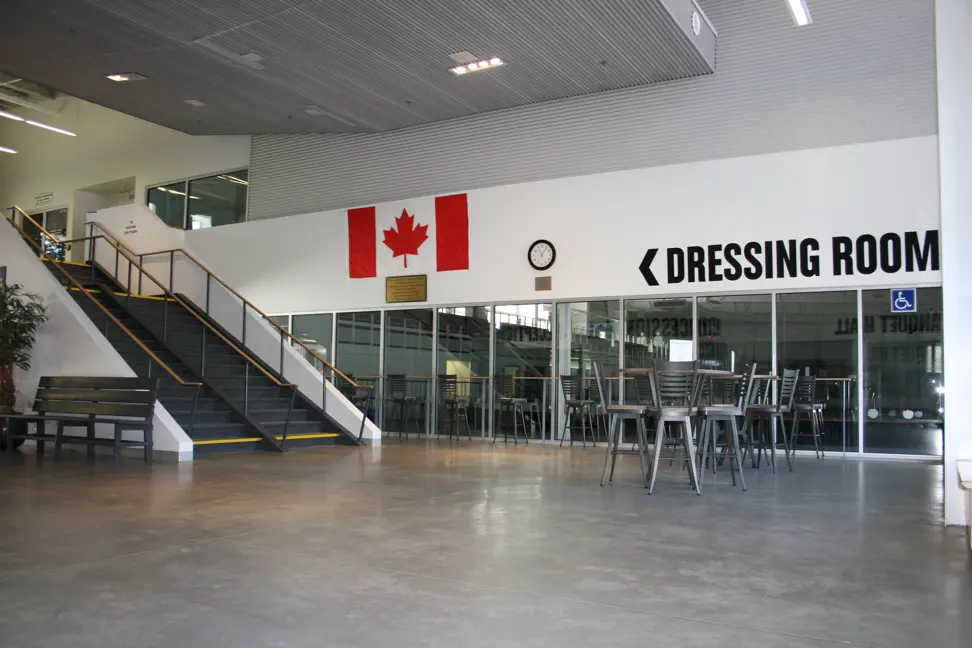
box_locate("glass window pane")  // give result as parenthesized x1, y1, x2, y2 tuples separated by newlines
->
(147, 182, 187, 228)
(335, 312, 380, 380)
(493, 303, 553, 440)
(862, 287, 943, 456)
(437, 307, 491, 435)
(623, 298, 694, 368)
(293, 314, 332, 372)
(556, 301, 621, 376)
(23, 212, 43, 248)
(188, 170, 248, 229)
(697, 295, 771, 373)
(44, 208, 68, 235)
(384, 309, 434, 376)
(777, 291, 859, 453)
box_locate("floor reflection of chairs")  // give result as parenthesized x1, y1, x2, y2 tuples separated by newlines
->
(437, 374, 471, 441)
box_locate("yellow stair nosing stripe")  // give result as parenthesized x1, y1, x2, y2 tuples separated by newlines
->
(65, 286, 175, 302)
(194, 433, 339, 446)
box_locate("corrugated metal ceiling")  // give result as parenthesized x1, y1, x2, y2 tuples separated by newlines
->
(0, 0, 715, 134)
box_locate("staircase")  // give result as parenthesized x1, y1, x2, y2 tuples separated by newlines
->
(41, 258, 359, 454)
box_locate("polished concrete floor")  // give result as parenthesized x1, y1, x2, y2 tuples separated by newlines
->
(0, 442, 969, 648)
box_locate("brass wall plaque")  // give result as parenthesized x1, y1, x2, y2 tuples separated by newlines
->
(386, 274, 428, 303)
(535, 276, 552, 291)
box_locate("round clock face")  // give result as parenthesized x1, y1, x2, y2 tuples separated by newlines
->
(528, 239, 556, 271)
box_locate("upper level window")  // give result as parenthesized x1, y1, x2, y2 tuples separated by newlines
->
(146, 169, 248, 229)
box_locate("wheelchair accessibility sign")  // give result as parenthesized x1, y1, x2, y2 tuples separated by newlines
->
(891, 289, 917, 313)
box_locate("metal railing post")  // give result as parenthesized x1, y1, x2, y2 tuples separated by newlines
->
(242, 302, 247, 346)
(168, 250, 175, 293)
(138, 254, 143, 294)
(189, 384, 201, 435)
(90, 238, 97, 281)
(243, 364, 249, 414)
(279, 328, 285, 376)
(282, 386, 297, 449)
(126, 260, 132, 309)
(114, 245, 119, 279)
(205, 274, 211, 314)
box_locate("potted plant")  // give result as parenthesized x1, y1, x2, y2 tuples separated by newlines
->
(0, 283, 47, 450)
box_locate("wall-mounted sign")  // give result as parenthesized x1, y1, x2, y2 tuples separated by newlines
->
(385, 274, 427, 303)
(34, 191, 53, 208)
(891, 289, 917, 313)
(534, 276, 552, 291)
(123, 220, 138, 236)
(639, 230, 939, 287)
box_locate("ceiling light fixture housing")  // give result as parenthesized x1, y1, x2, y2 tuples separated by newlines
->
(106, 72, 147, 82)
(451, 57, 504, 76)
(785, 0, 812, 26)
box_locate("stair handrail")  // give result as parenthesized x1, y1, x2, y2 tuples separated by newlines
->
(3, 209, 203, 433)
(10, 206, 296, 393)
(86, 220, 368, 392)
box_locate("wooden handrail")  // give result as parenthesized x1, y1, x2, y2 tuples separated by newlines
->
(5, 211, 200, 387)
(91, 222, 361, 389)
(89, 233, 294, 388)
(14, 210, 293, 389)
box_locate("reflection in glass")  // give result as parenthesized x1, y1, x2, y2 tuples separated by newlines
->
(437, 307, 490, 434)
(493, 303, 552, 439)
(147, 182, 188, 228)
(334, 312, 379, 379)
(624, 298, 694, 368)
(697, 295, 771, 372)
(862, 287, 943, 455)
(384, 309, 434, 434)
(292, 314, 332, 372)
(777, 291, 858, 452)
(188, 170, 248, 229)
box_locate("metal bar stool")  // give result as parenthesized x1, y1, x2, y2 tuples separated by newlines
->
(386, 374, 420, 440)
(595, 363, 650, 486)
(646, 361, 702, 495)
(437, 374, 471, 441)
(743, 369, 798, 473)
(790, 374, 825, 460)
(560, 375, 595, 447)
(494, 374, 528, 444)
(696, 367, 752, 490)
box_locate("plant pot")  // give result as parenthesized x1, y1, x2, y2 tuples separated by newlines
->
(0, 418, 26, 451)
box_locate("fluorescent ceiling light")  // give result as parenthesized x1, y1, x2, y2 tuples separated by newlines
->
(451, 57, 504, 75)
(0, 146, 16, 154)
(785, 0, 812, 26)
(184, 99, 206, 107)
(106, 72, 147, 82)
(25, 120, 77, 136)
(0, 110, 24, 122)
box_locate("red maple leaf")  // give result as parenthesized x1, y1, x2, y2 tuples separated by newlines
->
(382, 209, 428, 268)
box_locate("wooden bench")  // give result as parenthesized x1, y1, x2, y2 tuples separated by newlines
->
(959, 460, 972, 550)
(1, 377, 157, 462)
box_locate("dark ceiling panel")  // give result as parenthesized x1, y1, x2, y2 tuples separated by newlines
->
(0, 0, 715, 134)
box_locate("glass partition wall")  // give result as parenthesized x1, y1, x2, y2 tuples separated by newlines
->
(274, 288, 941, 456)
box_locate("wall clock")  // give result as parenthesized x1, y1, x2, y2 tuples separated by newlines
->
(528, 239, 556, 271)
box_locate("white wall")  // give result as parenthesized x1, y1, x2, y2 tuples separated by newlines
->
(0, 97, 248, 243)
(186, 136, 941, 315)
(0, 218, 192, 459)
(936, 0, 972, 527)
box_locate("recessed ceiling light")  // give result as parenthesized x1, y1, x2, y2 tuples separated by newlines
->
(184, 99, 206, 107)
(451, 57, 505, 75)
(785, 0, 812, 26)
(25, 120, 76, 136)
(0, 110, 24, 122)
(106, 72, 147, 82)
(0, 146, 16, 154)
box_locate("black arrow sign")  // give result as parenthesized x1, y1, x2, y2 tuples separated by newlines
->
(639, 248, 659, 286)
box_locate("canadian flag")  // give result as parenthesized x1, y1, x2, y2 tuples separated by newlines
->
(347, 192, 469, 279)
